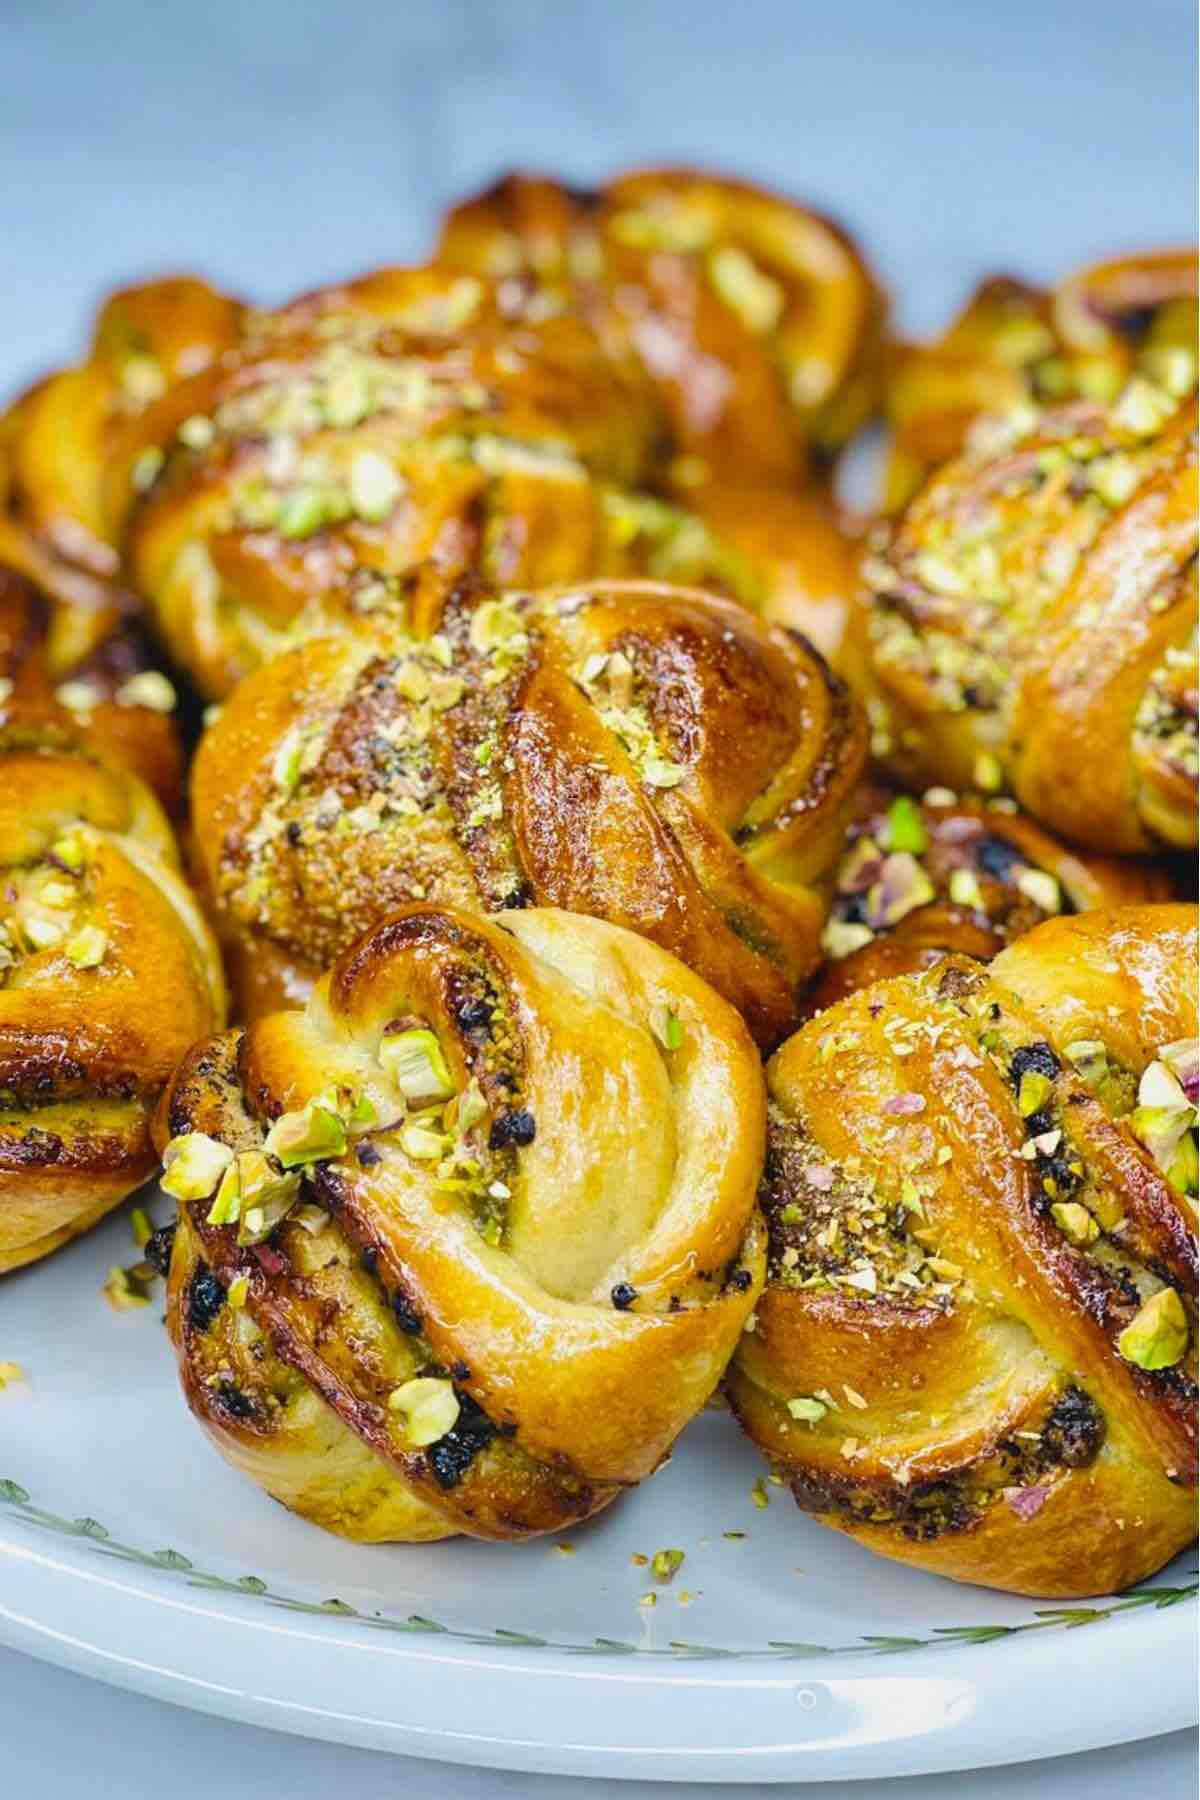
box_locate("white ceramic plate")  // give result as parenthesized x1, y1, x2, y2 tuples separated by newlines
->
(1, 1192, 1195, 1784)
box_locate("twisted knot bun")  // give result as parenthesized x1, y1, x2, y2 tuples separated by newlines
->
(194, 569, 867, 1044)
(157, 904, 766, 1542)
(0, 563, 184, 815)
(808, 783, 1174, 1012)
(728, 905, 1198, 1597)
(884, 251, 1197, 507)
(0, 568, 224, 1272)
(1, 276, 242, 611)
(856, 383, 1198, 852)
(107, 266, 766, 698)
(438, 167, 886, 476)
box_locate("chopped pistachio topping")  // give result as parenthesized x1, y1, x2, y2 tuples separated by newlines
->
(262, 1102, 347, 1168)
(348, 449, 402, 521)
(650, 1547, 686, 1582)
(456, 1079, 489, 1133)
(178, 413, 215, 449)
(275, 483, 351, 539)
(227, 1273, 250, 1310)
(786, 1396, 828, 1424)
(130, 1207, 153, 1249)
(22, 916, 64, 950)
(650, 1004, 684, 1051)
(973, 752, 1004, 793)
(1065, 1039, 1108, 1086)
(1167, 1131, 1198, 1198)
(160, 1132, 235, 1202)
(207, 1149, 302, 1244)
(1016, 868, 1061, 914)
(884, 795, 928, 854)
(708, 245, 784, 334)
(103, 1265, 151, 1311)
(400, 1123, 449, 1161)
(1160, 1038, 1199, 1096)
(821, 917, 874, 958)
(63, 925, 107, 969)
(866, 852, 935, 928)
(642, 754, 687, 789)
(130, 446, 165, 493)
(380, 1027, 456, 1104)
(115, 670, 177, 712)
(1051, 1202, 1100, 1247)
(0, 1361, 25, 1390)
(388, 1376, 460, 1447)
(948, 867, 985, 910)
(1117, 1287, 1189, 1370)
(50, 830, 89, 872)
(1138, 1059, 1190, 1112)
(1017, 1071, 1053, 1117)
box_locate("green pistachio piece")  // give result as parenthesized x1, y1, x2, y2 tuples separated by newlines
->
(650, 1547, 686, 1582)
(650, 1004, 684, 1051)
(399, 1123, 449, 1160)
(1117, 1287, 1189, 1370)
(1065, 1039, 1108, 1086)
(1167, 1131, 1198, 1197)
(1018, 1071, 1053, 1117)
(1138, 1059, 1189, 1111)
(786, 1396, 828, 1424)
(63, 925, 107, 969)
(348, 449, 402, 521)
(708, 246, 784, 334)
(388, 1376, 460, 1447)
(263, 1102, 347, 1168)
(160, 1132, 234, 1202)
(948, 867, 985, 909)
(884, 795, 928, 855)
(1050, 1202, 1100, 1247)
(972, 751, 1004, 793)
(821, 918, 874, 958)
(380, 1028, 456, 1104)
(1016, 869, 1061, 914)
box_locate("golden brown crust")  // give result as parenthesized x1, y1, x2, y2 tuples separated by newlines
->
(192, 570, 867, 1047)
(0, 566, 225, 1273)
(2, 276, 242, 603)
(437, 166, 887, 476)
(683, 481, 860, 662)
(105, 265, 772, 699)
(727, 905, 1198, 1596)
(884, 250, 1198, 508)
(806, 783, 1174, 1012)
(0, 563, 184, 815)
(158, 903, 766, 1541)
(855, 384, 1198, 853)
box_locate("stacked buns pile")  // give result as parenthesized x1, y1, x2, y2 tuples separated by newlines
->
(2, 172, 1194, 1596)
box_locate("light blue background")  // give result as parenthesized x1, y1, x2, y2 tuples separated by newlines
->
(2, 0, 1195, 396)
(1, 2, 1195, 1793)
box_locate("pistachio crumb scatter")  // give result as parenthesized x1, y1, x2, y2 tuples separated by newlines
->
(103, 1265, 152, 1312)
(651, 1547, 685, 1582)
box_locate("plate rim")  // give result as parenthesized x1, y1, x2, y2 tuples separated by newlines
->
(2, 1483, 1196, 1783)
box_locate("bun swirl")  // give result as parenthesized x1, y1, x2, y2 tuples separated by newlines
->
(728, 905, 1198, 1596)
(193, 570, 867, 1044)
(856, 383, 1198, 852)
(157, 904, 766, 1542)
(0, 567, 224, 1271)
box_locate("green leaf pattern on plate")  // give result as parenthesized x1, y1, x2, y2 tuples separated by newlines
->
(1, 1478, 1194, 1661)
